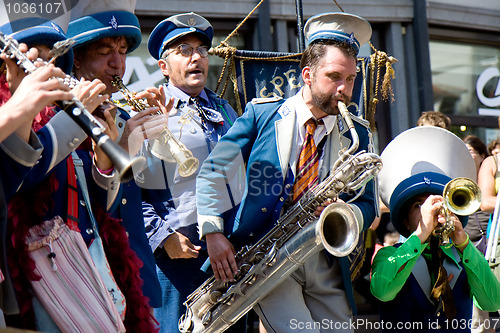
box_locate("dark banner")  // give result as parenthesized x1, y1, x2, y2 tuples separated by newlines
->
(233, 50, 370, 119)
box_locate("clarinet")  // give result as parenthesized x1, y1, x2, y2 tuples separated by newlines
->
(0, 33, 145, 182)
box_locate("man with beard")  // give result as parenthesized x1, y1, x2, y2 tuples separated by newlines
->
(196, 12, 377, 333)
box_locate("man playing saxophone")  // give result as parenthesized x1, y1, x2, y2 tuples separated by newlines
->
(196, 12, 376, 333)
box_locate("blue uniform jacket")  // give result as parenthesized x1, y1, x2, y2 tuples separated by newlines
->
(109, 109, 162, 307)
(11, 111, 116, 245)
(197, 95, 377, 312)
(0, 131, 43, 199)
(0, 130, 42, 314)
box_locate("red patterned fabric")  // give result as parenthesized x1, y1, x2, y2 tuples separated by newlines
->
(0, 74, 11, 106)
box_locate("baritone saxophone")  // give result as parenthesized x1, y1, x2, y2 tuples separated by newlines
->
(178, 101, 383, 333)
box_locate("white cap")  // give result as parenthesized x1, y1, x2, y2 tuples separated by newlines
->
(304, 12, 372, 54)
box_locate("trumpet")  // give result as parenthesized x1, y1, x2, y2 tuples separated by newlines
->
(433, 177, 482, 244)
(111, 76, 199, 177)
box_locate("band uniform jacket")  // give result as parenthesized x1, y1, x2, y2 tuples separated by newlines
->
(197, 95, 377, 313)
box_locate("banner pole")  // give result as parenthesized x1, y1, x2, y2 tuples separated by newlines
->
(295, 0, 305, 52)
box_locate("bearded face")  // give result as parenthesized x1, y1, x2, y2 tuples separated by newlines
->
(310, 82, 351, 116)
(303, 46, 357, 117)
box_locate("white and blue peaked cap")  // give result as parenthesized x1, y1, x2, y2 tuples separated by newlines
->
(66, 0, 141, 53)
(304, 12, 372, 54)
(148, 12, 213, 60)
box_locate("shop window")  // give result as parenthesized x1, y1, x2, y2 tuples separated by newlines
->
(430, 40, 500, 142)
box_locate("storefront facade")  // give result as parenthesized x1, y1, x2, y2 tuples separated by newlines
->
(127, 0, 500, 151)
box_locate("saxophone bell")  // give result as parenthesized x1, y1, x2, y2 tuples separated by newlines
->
(319, 202, 359, 257)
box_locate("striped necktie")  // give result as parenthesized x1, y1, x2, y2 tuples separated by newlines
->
(292, 118, 319, 203)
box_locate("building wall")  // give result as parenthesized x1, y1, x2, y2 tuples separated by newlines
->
(131, 0, 500, 149)
(428, 0, 500, 32)
(136, 0, 500, 29)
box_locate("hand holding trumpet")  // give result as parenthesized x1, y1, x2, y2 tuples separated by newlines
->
(416, 195, 467, 250)
(112, 76, 199, 177)
(115, 85, 174, 156)
(412, 177, 479, 251)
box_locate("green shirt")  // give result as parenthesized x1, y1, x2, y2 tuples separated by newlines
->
(370, 233, 500, 311)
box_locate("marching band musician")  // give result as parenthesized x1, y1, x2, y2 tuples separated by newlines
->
(371, 126, 500, 332)
(0, 16, 122, 330)
(66, 0, 165, 330)
(196, 12, 377, 333)
(141, 12, 241, 333)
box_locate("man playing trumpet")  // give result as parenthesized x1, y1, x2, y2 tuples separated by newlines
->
(141, 12, 240, 333)
(371, 126, 500, 332)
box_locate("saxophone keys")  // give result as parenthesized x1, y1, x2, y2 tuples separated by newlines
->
(227, 283, 245, 297)
(178, 313, 193, 333)
(201, 310, 212, 325)
(209, 290, 222, 303)
(248, 264, 266, 279)
(216, 292, 234, 305)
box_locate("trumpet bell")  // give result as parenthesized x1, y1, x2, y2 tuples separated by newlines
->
(150, 137, 200, 177)
(443, 177, 482, 216)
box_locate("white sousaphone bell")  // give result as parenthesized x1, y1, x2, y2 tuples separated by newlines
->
(378, 126, 479, 241)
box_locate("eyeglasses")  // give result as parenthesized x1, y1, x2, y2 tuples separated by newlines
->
(166, 44, 209, 58)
